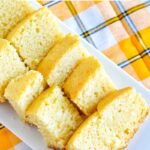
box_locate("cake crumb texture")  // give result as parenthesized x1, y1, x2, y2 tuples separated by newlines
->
(63, 56, 116, 116)
(0, 39, 27, 102)
(7, 7, 63, 69)
(4, 70, 46, 119)
(26, 86, 84, 149)
(38, 33, 88, 86)
(0, 0, 34, 38)
(67, 87, 149, 150)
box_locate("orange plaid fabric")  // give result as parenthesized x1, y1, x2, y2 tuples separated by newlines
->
(0, 125, 21, 150)
(1, 0, 150, 149)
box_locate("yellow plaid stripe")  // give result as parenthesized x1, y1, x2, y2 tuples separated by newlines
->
(65, 1, 95, 45)
(119, 38, 150, 80)
(134, 27, 150, 69)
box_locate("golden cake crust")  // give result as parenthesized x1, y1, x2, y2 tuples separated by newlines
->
(63, 56, 101, 100)
(38, 33, 87, 86)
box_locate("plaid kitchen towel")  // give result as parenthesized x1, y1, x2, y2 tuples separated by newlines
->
(1, 0, 150, 149)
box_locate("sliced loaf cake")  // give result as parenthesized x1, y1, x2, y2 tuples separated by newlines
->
(0, 39, 27, 102)
(38, 33, 88, 86)
(26, 86, 84, 149)
(67, 87, 149, 150)
(0, 0, 34, 38)
(4, 70, 46, 119)
(63, 56, 115, 116)
(7, 7, 63, 69)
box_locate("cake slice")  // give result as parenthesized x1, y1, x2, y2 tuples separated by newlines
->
(4, 70, 46, 119)
(0, 0, 34, 38)
(0, 39, 27, 102)
(7, 7, 63, 69)
(63, 56, 115, 116)
(67, 87, 149, 150)
(26, 86, 84, 149)
(38, 34, 88, 86)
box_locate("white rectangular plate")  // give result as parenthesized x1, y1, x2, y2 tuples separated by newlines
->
(0, 1, 149, 150)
